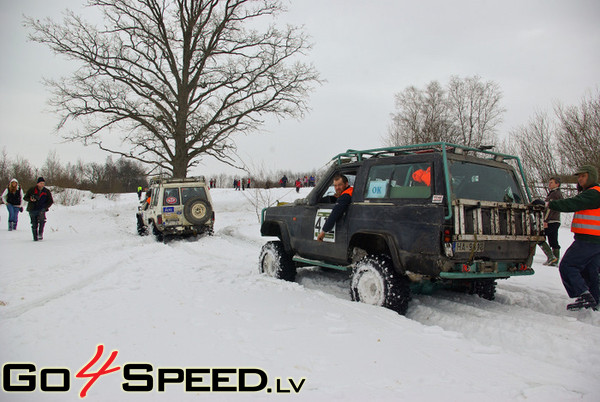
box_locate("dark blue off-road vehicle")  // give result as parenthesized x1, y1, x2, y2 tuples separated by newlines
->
(259, 143, 545, 314)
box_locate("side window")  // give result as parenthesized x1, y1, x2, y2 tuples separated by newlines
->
(151, 188, 160, 206)
(365, 163, 432, 199)
(163, 188, 181, 206)
(319, 173, 356, 202)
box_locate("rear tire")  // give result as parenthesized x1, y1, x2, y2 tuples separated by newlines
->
(470, 279, 496, 300)
(258, 241, 296, 281)
(152, 222, 164, 242)
(451, 279, 497, 300)
(350, 255, 411, 314)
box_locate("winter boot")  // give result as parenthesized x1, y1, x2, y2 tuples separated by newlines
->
(566, 291, 597, 311)
(549, 248, 560, 267)
(32, 227, 38, 241)
(8, 222, 13, 231)
(540, 243, 557, 266)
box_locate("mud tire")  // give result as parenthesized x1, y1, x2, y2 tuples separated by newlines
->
(350, 255, 411, 315)
(258, 241, 296, 282)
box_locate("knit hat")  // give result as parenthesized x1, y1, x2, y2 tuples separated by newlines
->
(37, 177, 45, 183)
(10, 178, 18, 184)
(574, 165, 598, 187)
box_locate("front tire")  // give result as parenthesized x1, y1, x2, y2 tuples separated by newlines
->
(258, 241, 296, 281)
(350, 255, 411, 314)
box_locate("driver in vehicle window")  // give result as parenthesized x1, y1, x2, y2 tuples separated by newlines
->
(317, 174, 353, 242)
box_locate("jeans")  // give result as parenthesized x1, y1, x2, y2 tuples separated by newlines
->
(29, 210, 46, 240)
(559, 239, 600, 303)
(6, 204, 20, 229)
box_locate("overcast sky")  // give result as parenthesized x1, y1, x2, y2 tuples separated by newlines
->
(1, 0, 599, 179)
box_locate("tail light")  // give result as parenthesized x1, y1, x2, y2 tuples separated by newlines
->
(443, 228, 453, 257)
(157, 215, 162, 225)
(444, 229, 452, 243)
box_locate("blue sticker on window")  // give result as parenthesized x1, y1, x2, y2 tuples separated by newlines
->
(163, 207, 175, 213)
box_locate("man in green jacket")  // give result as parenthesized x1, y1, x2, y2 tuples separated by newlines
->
(548, 165, 600, 310)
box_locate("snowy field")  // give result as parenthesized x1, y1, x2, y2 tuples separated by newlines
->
(1, 188, 599, 401)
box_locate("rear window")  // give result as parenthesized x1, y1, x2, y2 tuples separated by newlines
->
(163, 188, 181, 205)
(365, 163, 432, 199)
(181, 187, 207, 204)
(449, 161, 525, 203)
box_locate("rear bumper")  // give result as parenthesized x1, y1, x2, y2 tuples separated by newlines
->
(439, 261, 534, 279)
(440, 269, 534, 279)
(160, 224, 212, 235)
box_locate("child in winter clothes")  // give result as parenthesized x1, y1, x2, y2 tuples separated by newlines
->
(2, 179, 24, 231)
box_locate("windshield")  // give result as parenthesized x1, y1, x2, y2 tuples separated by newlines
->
(449, 160, 525, 204)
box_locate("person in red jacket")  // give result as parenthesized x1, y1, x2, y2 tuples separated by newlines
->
(548, 165, 600, 310)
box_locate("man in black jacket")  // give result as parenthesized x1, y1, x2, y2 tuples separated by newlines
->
(24, 177, 54, 241)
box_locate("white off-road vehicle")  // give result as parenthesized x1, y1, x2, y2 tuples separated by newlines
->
(137, 176, 214, 241)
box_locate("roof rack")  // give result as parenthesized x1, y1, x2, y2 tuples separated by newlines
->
(330, 142, 518, 165)
(149, 176, 206, 185)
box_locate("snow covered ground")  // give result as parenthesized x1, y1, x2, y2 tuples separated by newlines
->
(1, 188, 599, 401)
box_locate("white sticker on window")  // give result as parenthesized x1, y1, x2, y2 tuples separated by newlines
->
(314, 209, 335, 242)
(367, 180, 388, 198)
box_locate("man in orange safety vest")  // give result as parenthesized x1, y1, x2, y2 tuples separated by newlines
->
(549, 164, 600, 310)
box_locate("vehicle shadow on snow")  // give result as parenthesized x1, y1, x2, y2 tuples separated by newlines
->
(295, 267, 352, 301)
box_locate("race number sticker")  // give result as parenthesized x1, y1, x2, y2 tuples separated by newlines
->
(314, 209, 335, 242)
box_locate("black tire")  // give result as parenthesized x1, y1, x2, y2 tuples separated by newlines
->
(152, 222, 164, 242)
(470, 279, 497, 301)
(183, 197, 212, 225)
(258, 241, 296, 281)
(136, 214, 148, 236)
(350, 255, 411, 314)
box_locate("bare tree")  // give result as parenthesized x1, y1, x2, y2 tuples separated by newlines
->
(508, 111, 562, 197)
(386, 76, 504, 148)
(447, 75, 505, 147)
(555, 89, 600, 171)
(26, 0, 320, 178)
(40, 150, 64, 184)
(386, 81, 455, 146)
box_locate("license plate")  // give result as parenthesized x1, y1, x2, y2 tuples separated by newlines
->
(454, 242, 484, 253)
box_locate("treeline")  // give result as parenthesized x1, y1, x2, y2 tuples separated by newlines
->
(207, 169, 321, 189)
(0, 150, 147, 193)
(0, 149, 322, 194)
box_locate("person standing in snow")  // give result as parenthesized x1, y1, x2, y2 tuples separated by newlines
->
(548, 165, 600, 310)
(24, 177, 54, 241)
(295, 178, 302, 193)
(2, 179, 24, 231)
(538, 177, 564, 266)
